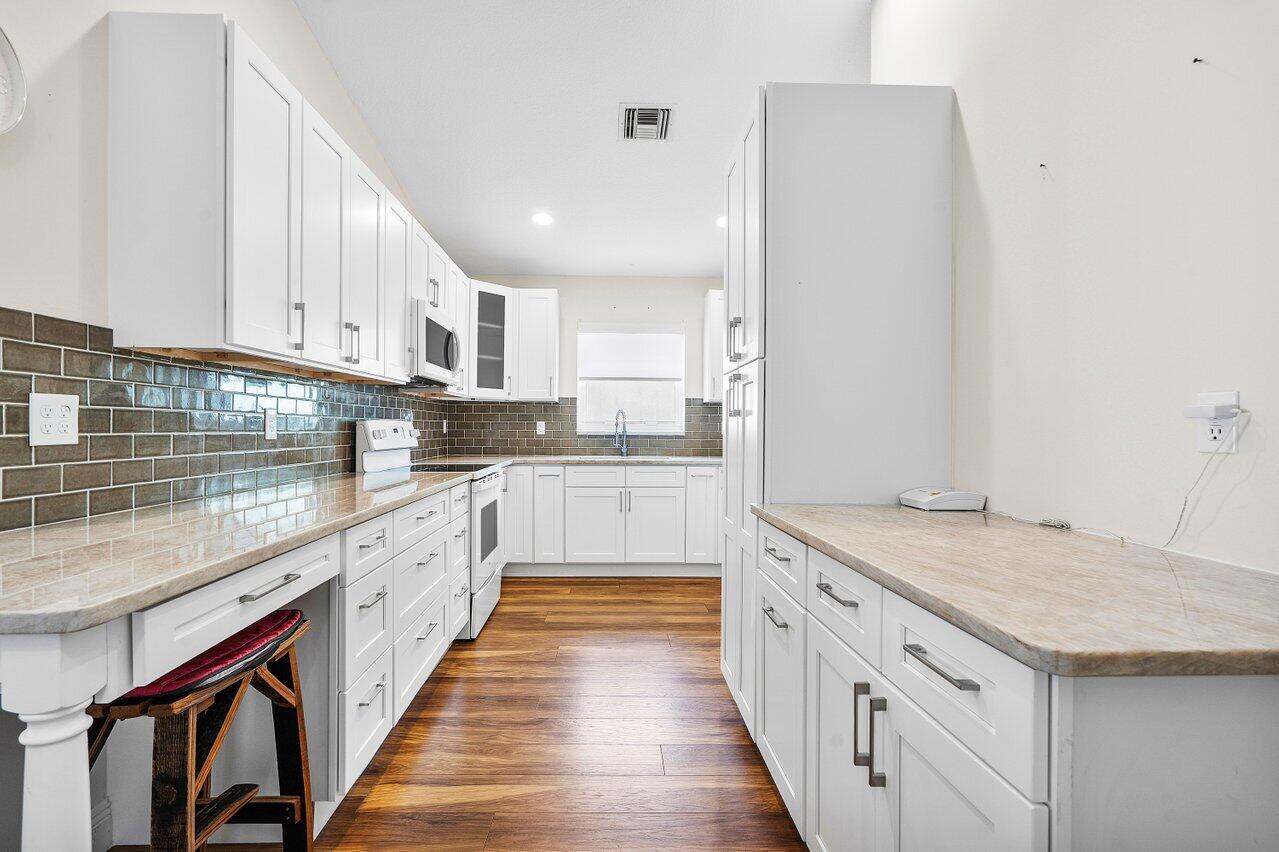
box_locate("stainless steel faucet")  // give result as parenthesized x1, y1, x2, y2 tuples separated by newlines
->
(613, 409, 628, 457)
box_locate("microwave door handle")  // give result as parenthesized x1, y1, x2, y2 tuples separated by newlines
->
(447, 329, 460, 372)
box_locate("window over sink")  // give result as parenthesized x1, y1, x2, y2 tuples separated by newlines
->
(576, 323, 685, 435)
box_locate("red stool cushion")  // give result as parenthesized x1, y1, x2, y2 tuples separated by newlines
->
(124, 610, 304, 700)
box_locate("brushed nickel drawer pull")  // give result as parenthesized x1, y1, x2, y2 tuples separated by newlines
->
(416, 509, 439, 521)
(853, 682, 871, 767)
(764, 544, 791, 563)
(454, 584, 469, 598)
(454, 529, 467, 539)
(358, 588, 387, 610)
(357, 532, 386, 549)
(416, 621, 439, 641)
(357, 679, 385, 707)
(904, 643, 981, 691)
(239, 572, 301, 603)
(867, 696, 887, 787)
(816, 582, 859, 608)
(762, 605, 789, 629)
(417, 552, 440, 567)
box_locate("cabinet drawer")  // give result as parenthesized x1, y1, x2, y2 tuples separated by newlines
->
(393, 528, 448, 641)
(340, 561, 393, 689)
(392, 589, 449, 723)
(881, 590, 1049, 802)
(448, 482, 471, 521)
(132, 535, 339, 685)
(447, 515, 470, 581)
(757, 521, 807, 605)
(340, 646, 392, 793)
(626, 465, 684, 487)
(806, 549, 882, 668)
(448, 572, 471, 639)
(756, 569, 807, 833)
(392, 490, 449, 553)
(564, 465, 625, 487)
(341, 512, 393, 585)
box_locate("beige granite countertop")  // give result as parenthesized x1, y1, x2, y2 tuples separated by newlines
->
(434, 455, 722, 466)
(0, 471, 469, 635)
(753, 504, 1279, 676)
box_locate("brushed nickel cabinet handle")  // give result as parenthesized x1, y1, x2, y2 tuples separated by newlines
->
(416, 509, 439, 521)
(764, 544, 790, 563)
(291, 302, 306, 351)
(417, 551, 440, 567)
(343, 321, 357, 362)
(728, 316, 743, 361)
(867, 696, 887, 787)
(416, 621, 439, 641)
(354, 323, 362, 364)
(853, 682, 871, 767)
(454, 584, 469, 598)
(618, 491, 623, 512)
(358, 587, 387, 610)
(358, 679, 386, 707)
(239, 572, 301, 603)
(357, 532, 386, 549)
(904, 643, 980, 691)
(816, 582, 859, 608)
(762, 605, 788, 629)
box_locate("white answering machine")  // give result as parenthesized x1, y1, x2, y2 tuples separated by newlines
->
(899, 487, 987, 511)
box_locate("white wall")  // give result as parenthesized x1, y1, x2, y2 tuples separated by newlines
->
(481, 276, 720, 399)
(0, 0, 420, 326)
(871, 0, 1278, 570)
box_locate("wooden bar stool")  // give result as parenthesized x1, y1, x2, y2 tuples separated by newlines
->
(87, 610, 314, 852)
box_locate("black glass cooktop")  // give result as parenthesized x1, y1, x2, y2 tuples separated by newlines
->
(411, 463, 495, 473)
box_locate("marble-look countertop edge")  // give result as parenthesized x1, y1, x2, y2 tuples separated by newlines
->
(434, 455, 722, 466)
(752, 505, 1279, 677)
(0, 473, 471, 636)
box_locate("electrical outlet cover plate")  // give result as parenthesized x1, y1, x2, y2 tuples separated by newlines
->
(28, 392, 79, 446)
(1195, 391, 1240, 454)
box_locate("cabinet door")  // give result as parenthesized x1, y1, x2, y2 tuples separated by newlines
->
(685, 467, 719, 563)
(532, 466, 564, 563)
(872, 673, 1049, 851)
(347, 158, 385, 375)
(737, 539, 757, 736)
(503, 466, 534, 563)
(739, 87, 765, 364)
(226, 23, 301, 357)
(703, 290, 725, 402)
(410, 220, 432, 303)
(516, 289, 559, 401)
(300, 101, 350, 368)
(723, 142, 744, 375)
(757, 571, 805, 833)
(722, 372, 744, 542)
(470, 280, 517, 400)
(737, 359, 763, 555)
(807, 618, 878, 852)
(428, 243, 449, 313)
(448, 263, 470, 393)
(719, 538, 741, 693)
(383, 196, 413, 380)
(565, 487, 626, 563)
(624, 487, 685, 563)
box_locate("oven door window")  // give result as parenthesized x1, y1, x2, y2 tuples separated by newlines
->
(480, 498, 498, 562)
(422, 316, 456, 371)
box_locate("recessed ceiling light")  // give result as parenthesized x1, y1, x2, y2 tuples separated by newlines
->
(531, 211, 554, 226)
(715, 216, 726, 229)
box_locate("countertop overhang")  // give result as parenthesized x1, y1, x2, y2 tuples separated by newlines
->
(752, 503, 1279, 677)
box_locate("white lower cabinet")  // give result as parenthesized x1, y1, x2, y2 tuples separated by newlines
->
(756, 570, 806, 832)
(339, 647, 392, 793)
(340, 561, 393, 689)
(393, 586, 450, 723)
(504, 465, 534, 562)
(532, 466, 565, 562)
(685, 466, 719, 563)
(565, 487, 626, 562)
(625, 486, 686, 562)
(449, 572, 471, 639)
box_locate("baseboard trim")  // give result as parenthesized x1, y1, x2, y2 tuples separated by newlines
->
(504, 562, 720, 578)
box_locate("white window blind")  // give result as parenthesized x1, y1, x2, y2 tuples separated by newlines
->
(577, 323, 685, 435)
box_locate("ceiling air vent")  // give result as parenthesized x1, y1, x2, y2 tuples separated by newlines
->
(619, 104, 673, 140)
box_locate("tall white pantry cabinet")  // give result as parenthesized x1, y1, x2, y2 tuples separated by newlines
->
(717, 82, 953, 833)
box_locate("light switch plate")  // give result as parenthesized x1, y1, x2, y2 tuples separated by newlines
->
(28, 393, 79, 446)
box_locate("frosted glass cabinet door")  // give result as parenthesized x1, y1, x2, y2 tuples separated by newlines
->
(226, 23, 302, 357)
(470, 280, 517, 400)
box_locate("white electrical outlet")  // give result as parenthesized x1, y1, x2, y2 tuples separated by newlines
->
(443, 419, 448, 435)
(1195, 391, 1240, 454)
(28, 393, 79, 446)
(263, 409, 278, 440)
(536, 421, 546, 435)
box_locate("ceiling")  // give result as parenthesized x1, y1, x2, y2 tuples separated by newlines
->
(293, 0, 870, 278)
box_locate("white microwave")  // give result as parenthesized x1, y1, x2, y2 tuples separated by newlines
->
(412, 299, 461, 384)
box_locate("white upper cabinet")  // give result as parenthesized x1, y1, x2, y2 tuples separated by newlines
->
(347, 158, 385, 375)
(515, 289, 560, 401)
(703, 289, 724, 402)
(410, 220, 433, 305)
(446, 262, 470, 395)
(383, 196, 413, 381)
(299, 101, 351, 368)
(721, 88, 765, 371)
(225, 22, 302, 357)
(470, 280, 518, 400)
(428, 242, 449, 314)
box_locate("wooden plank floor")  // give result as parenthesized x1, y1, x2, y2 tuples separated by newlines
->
(315, 577, 804, 851)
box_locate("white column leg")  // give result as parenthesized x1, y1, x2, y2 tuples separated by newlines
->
(0, 626, 108, 852)
(17, 702, 95, 851)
